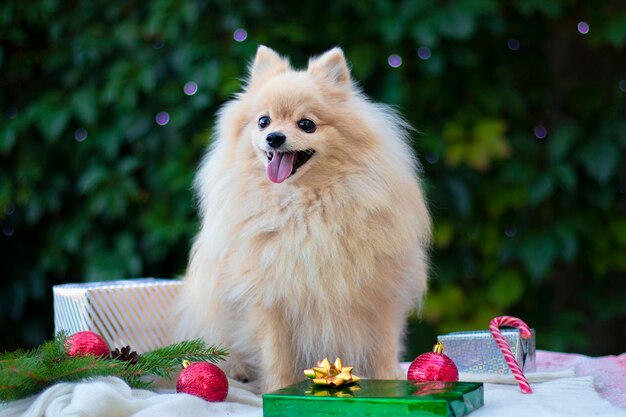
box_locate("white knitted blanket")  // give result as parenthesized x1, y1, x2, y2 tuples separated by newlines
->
(2, 357, 625, 417)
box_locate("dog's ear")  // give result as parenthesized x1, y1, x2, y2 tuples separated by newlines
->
(307, 47, 351, 89)
(248, 46, 290, 87)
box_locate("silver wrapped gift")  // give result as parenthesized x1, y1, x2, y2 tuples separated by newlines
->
(53, 278, 182, 353)
(437, 329, 536, 374)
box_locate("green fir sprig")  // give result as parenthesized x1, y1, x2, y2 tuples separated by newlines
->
(0, 333, 228, 403)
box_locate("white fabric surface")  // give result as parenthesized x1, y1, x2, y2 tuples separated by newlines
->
(477, 377, 626, 417)
(2, 373, 625, 417)
(0, 377, 261, 417)
(458, 367, 576, 384)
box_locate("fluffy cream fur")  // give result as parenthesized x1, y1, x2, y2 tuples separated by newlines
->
(176, 46, 431, 393)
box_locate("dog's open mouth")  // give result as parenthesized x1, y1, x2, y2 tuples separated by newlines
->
(265, 149, 315, 184)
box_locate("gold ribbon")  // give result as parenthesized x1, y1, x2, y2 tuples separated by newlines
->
(304, 357, 361, 387)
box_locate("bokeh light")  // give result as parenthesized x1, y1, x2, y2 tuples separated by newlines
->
(233, 28, 247, 42)
(504, 226, 518, 238)
(388, 54, 402, 68)
(156, 111, 170, 126)
(534, 125, 547, 139)
(74, 128, 88, 142)
(5, 205, 15, 215)
(425, 152, 439, 164)
(507, 38, 520, 51)
(184, 81, 198, 96)
(3, 224, 14, 237)
(6, 106, 18, 119)
(417, 47, 431, 60)
(619, 80, 626, 92)
(577, 21, 589, 34)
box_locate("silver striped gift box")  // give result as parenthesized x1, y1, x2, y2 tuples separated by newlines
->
(437, 329, 536, 374)
(53, 278, 182, 353)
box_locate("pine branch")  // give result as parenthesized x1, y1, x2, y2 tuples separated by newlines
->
(0, 334, 228, 403)
(0, 334, 127, 402)
(123, 339, 228, 387)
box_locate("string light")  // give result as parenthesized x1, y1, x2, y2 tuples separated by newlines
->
(3, 224, 14, 237)
(504, 226, 518, 238)
(388, 54, 402, 68)
(184, 81, 198, 96)
(74, 128, 88, 142)
(6, 107, 18, 119)
(233, 29, 247, 42)
(577, 22, 589, 34)
(507, 38, 520, 51)
(417, 47, 431, 60)
(534, 125, 547, 139)
(156, 111, 170, 126)
(425, 152, 439, 164)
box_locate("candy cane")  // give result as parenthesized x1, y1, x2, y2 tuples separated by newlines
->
(489, 316, 533, 394)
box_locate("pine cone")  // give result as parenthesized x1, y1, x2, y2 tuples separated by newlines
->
(110, 346, 140, 365)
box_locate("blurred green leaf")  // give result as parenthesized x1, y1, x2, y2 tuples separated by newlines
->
(578, 139, 619, 183)
(72, 89, 98, 126)
(0, 126, 16, 154)
(438, 5, 476, 41)
(444, 177, 472, 217)
(513, 0, 562, 17)
(33, 94, 71, 141)
(77, 165, 109, 193)
(528, 175, 554, 205)
(518, 235, 557, 280)
(551, 164, 576, 192)
(434, 221, 454, 248)
(604, 10, 626, 47)
(547, 123, 580, 162)
(444, 119, 509, 171)
(487, 271, 524, 308)
(346, 44, 377, 80)
(611, 220, 626, 248)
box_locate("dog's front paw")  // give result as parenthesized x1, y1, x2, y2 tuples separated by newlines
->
(261, 375, 294, 394)
(221, 356, 253, 383)
(375, 363, 405, 380)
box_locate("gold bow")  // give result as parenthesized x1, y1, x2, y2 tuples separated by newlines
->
(303, 357, 361, 387)
(305, 384, 361, 397)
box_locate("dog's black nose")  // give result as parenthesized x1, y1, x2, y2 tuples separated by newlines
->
(266, 132, 286, 149)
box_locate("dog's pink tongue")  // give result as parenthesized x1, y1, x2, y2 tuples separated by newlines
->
(266, 152, 295, 183)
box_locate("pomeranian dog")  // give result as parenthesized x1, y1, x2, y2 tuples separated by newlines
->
(177, 46, 431, 393)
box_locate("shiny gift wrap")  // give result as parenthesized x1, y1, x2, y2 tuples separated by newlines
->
(263, 380, 483, 417)
(53, 278, 181, 353)
(437, 329, 536, 374)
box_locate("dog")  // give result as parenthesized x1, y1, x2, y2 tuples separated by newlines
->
(176, 46, 431, 393)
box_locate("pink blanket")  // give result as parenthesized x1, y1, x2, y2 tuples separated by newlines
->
(537, 350, 626, 408)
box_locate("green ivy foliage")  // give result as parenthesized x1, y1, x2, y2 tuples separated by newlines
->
(1, 1, 625, 356)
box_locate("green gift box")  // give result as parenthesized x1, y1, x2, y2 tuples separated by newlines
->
(263, 380, 484, 417)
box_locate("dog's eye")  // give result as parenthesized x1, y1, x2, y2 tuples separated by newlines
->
(258, 116, 271, 130)
(297, 118, 316, 133)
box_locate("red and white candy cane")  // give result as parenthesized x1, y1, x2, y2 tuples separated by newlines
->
(489, 316, 533, 394)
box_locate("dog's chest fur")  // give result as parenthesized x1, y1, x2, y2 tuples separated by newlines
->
(218, 181, 394, 307)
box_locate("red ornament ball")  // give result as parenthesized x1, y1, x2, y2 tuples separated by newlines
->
(407, 344, 459, 382)
(177, 362, 229, 402)
(66, 331, 110, 357)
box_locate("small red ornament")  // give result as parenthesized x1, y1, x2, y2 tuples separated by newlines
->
(177, 361, 229, 402)
(407, 342, 459, 382)
(66, 331, 110, 357)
